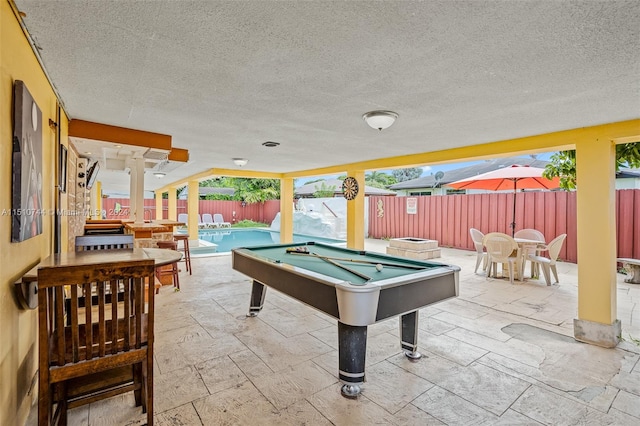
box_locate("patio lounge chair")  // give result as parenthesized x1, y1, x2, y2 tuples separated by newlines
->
(213, 213, 231, 228)
(177, 213, 188, 227)
(197, 214, 208, 228)
(202, 213, 217, 228)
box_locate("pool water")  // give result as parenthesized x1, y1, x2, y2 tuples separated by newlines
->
(188, 228, 345, 256)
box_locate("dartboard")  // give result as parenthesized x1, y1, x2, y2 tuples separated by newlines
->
(342, 177, 359, 200)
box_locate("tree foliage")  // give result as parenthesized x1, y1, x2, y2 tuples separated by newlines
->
(199, 177, 280, 203)
(312, 181, 337, 198)
(391, 167, 423, 182)
(233, 178, 280, 203)
(365, 171, 397, 188)
(542, 151, 577, 190)
(543, 142, 640, 190)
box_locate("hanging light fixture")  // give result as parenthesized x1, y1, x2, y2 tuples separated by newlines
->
(233, 158, 248, 167)
(153, 159, 169, 178)
(362, 110, 398, 131)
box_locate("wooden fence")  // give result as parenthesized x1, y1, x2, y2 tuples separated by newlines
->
(101, 189, 640, 264)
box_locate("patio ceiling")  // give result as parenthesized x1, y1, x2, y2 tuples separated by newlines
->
(14, 1, 640, 193)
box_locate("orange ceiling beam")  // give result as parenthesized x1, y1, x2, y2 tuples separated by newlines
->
(69, 119, 172, 151)
(168, 147, 189, 162)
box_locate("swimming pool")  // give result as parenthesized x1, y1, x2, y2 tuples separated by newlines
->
(186, 228, 345, 256)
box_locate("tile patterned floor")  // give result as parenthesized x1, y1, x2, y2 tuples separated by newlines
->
(28, 240, 640, 425)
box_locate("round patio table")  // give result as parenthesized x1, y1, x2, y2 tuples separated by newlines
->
(142, 248, 183, 266)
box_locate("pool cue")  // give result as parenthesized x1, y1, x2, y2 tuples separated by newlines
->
(287, 251, 425, 270)
(309, 252, 372, 281)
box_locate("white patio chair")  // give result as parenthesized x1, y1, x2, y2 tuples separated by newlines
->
(202, 213, 218, 228)
(213, 213, 231, 228)
(177, 213, 188, 227)
(469, 228, 488, 274)
(514, 228, 545, 277)
(514, 228, 545, 242)
(526, 234, 567, 286)
(483, 232, 521, 284)
(197, 214, 207, 228)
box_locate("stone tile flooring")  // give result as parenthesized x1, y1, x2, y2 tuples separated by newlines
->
(28, 240, 640, 425)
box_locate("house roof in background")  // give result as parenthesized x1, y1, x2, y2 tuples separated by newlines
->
(617, 168, 640, 179)
(295, 179, 396, 197)
(389, 156, 550, 190)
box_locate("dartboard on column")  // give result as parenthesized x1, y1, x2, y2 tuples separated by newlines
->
(342, 177, 359, 200)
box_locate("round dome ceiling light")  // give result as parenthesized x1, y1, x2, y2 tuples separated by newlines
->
(362, 110, 398, 131)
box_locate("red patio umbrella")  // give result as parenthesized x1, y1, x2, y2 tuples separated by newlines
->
(447, 165, 561, 236)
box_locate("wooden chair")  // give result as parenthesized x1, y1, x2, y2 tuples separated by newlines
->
(156, 240, 180, 290)
(75, 234, 134, 251)
(37, 259, 155, 425)
(76, 233, 161, 297)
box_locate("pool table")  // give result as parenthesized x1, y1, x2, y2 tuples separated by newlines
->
(232, 242, 460, 398)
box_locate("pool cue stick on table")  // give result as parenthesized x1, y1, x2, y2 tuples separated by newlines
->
(310, 253, 372, 281)
(286, 251, 425, 270)
(286, 249, 372, 281)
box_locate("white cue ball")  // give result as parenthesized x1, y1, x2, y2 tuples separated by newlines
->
(375, 264, 383, 272)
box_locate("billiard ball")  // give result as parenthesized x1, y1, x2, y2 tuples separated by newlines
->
(376, 264, 383, 272)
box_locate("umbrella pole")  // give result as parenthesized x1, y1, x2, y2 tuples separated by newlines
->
(511, 181, 517, 236)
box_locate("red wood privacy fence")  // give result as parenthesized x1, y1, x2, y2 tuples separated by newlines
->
(368, 189, 640, 263)
(101, 189, 640, 264)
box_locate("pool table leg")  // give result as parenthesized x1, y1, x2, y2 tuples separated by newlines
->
(400, 310, 422, 360)
(247, 280, 267, 317)
(338, 322, 367, 398)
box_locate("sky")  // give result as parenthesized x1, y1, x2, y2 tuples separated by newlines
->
(297, 152, 554, 185)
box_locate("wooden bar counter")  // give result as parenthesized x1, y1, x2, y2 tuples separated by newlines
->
(123, 220, 184, 239)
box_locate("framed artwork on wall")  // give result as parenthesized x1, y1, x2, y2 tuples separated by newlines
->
(11, 80, 43, 242)
(59, 145, 67, 193)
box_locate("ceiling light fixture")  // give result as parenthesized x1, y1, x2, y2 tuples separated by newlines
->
(362, 110, 398, 131)
(233, 158, 248, 167)
(153, 159, 169, 178)
(262, 141, 280, 147)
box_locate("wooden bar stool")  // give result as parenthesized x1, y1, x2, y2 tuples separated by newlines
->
(156, 240, 180, 290)
(173, 234, 192, 275)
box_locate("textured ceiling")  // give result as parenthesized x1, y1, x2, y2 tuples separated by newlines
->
(14, 0, 640, 193)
